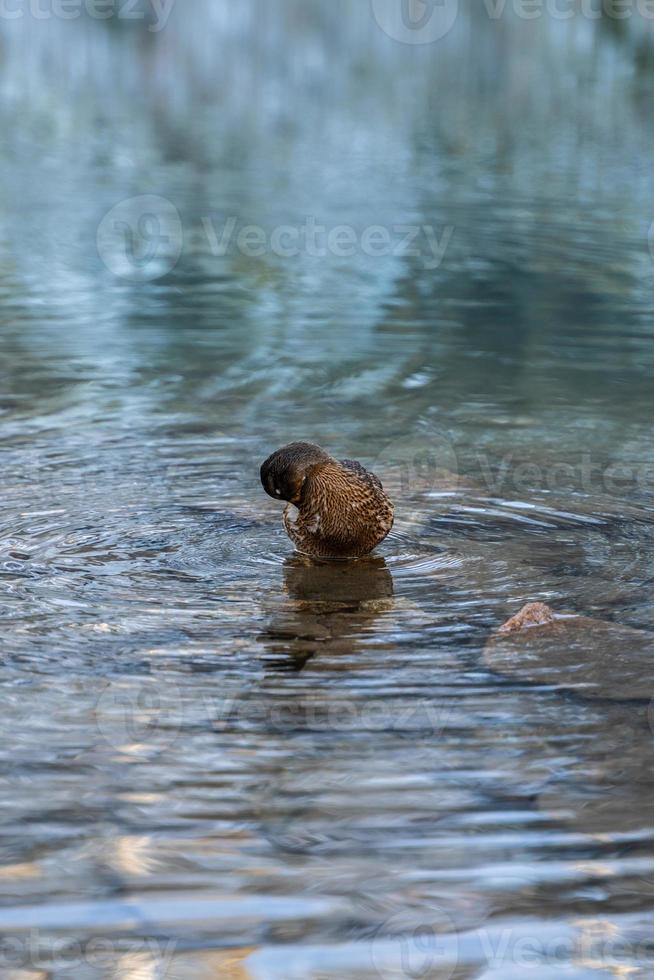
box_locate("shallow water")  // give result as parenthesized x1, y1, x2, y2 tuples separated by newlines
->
(2, 3, 654, 977)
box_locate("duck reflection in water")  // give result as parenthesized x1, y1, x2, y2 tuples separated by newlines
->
(260, 553, 394, 671)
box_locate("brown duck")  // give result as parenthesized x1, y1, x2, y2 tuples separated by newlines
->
(260, 442, 394, 558)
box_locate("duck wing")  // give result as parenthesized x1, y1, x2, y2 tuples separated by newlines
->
(339, 458, 384, 490)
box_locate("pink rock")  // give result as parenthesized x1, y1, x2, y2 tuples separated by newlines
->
(498, 602, 557, 634)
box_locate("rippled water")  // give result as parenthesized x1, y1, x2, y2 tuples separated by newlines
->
(2, 3, 654, 977)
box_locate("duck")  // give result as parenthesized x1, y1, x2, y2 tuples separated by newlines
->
(260, 441, 394, 558)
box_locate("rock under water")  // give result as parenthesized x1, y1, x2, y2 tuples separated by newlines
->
(485, 602, 654, 701)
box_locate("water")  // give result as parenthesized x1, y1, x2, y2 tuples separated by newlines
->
(2, 3, 654, 976)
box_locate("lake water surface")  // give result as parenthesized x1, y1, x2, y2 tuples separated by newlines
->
(1, 3, 654, 977)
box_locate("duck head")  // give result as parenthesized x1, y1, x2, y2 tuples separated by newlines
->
(260, 442, 330, 505)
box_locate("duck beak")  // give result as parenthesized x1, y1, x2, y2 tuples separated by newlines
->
(289, 475, 306, 505)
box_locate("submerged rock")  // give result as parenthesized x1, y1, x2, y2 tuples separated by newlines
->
(484, 602, 654, 701)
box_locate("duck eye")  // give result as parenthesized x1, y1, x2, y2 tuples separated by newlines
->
(274, 488, 281, 496)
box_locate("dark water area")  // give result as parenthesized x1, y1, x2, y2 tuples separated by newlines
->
(1, 2, 654, 976)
